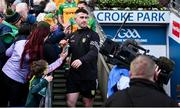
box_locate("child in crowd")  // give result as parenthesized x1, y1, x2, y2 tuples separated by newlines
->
(25, 49, 68, 107)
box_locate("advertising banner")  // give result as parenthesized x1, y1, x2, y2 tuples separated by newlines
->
(168, 12, 180, 100)
(102, 26, 167, 45)
(168, 13, 180, 44)
(94, 11, 170, 23)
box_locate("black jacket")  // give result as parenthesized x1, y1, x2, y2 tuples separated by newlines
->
(43, 31, 65, 64)
(67, 28, 100, 80)
(105, 78, 178, 107)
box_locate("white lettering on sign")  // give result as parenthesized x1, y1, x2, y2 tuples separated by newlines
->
(111, 29, 148, 43)
(117, 29, 141, 38)
(94, 11, 170, 23)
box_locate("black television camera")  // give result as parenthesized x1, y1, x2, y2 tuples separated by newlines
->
(100, 38, 149, 68)
(100, 38, 175, 85)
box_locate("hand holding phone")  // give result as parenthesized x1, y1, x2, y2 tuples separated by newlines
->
(60, 46, 69, 61)
(63, 44, 70, 53)
(59, 39, 69, 47)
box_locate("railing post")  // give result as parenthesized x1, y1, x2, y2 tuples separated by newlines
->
(45, 81, 52, 107)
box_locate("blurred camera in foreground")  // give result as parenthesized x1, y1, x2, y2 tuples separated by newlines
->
(100, 38, 175, 85)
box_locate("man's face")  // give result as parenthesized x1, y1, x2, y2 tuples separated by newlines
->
(77, 3, 86, 9)
(67, 0, 72, 3)
(75, 12, 88, 28)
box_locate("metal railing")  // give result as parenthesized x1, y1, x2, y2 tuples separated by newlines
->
(96, 22, 111, 101)
(97, 53, 110, 101)
(90, 9, 113, 101)
(45, 81, 52, 107)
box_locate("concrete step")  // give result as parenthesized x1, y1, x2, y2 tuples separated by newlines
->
(54, 95, 66, 100)
(53, 89, 66, 94)
(52, 100, 103, 107)
(53, 74, 66, 79)
(53, 83, 66, 88)
(53, 79, 66, 83)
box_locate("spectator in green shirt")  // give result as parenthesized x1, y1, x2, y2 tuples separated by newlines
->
(67, 1, 96, 33)
(57, 0, 77, 26)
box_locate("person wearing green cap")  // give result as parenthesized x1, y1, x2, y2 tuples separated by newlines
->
(1, 8, 21, 43)
(0, 8, 22, 70)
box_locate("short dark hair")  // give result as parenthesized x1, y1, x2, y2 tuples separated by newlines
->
(31, 59, 48, 76)
(78, 1, 87, 6)
(75, 8, 88, 15)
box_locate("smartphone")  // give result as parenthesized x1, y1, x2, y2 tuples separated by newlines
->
(63, 44, 70, 53)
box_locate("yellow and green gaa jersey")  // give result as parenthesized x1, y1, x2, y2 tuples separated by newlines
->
(58, 1, 78, 24)
(53, 0, 79, 9)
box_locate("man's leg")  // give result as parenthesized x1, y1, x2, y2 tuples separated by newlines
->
(81, 80, 97, 107)
(66, 77, 80, 107)
(66, 92, 79, 107)
(82, 97, 94, 107)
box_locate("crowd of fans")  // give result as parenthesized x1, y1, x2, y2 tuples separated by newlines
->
(0, 0, 99, 107)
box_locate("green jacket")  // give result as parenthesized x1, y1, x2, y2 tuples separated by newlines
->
(0, 20, 19, 44)
(0, 21, 19, 68)
(25, 76, 48, 107)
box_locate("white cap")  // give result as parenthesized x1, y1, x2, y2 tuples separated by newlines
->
(44, 2, 56, 13)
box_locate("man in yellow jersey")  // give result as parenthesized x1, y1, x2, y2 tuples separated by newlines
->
(67, 1, 96, 33)
(53, 0, 79, 9)
(57, 0, 78, 26)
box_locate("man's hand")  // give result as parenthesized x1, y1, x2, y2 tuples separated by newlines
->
(154, 65, 161, 81)
(59, 39, 69, 47)
(44, 75, 53, 82)
(71, 59, 82, 69)
(60, 50, 68, 61)
(64, 24, 71, 34)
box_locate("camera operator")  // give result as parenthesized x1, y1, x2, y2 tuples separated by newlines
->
(107, 39, 139, 97)
(105, 55, 178, 107)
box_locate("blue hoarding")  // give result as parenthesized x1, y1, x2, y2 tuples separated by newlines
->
(169, 37, 180, 101)
(102, 26, 167, 45)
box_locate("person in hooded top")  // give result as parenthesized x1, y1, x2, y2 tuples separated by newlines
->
(0, 8, 22, 70)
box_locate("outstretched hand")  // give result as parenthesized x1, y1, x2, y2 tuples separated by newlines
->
(59, 39, 69, 47)
(44, 75, 53, 82)
(60, 47, 68, 61)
